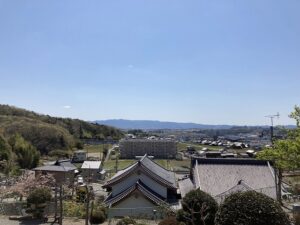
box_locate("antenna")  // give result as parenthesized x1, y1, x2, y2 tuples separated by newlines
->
(265, 113, 280, 144)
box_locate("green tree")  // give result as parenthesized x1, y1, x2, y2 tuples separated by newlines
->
(9, 134, 40, 169)
(177, 189, 218, 225)
(257, 105, 300, 203)
(0, 135, 13, 174)
(0, 135, 11, 161)
(215, 191, 290, 225)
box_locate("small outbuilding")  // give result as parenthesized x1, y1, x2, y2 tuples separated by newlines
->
(81, 161, 102, 181)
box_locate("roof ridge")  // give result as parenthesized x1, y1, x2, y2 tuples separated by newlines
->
(139, 154, 148, 162)
(141, 156, 172, 173)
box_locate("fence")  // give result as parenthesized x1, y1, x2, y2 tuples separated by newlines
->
(0, 201, 56, 216)
(108, 206, 162, 220)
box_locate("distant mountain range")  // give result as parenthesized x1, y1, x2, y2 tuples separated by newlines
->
(95, 119, 234, 130)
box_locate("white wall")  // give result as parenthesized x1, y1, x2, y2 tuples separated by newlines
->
(108, 192, 156, 218)
(111, 170, 167, 198)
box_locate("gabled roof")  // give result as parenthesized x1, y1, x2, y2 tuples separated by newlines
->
(192, 157, 276, 199)
(104, 180, 165, 206)
(55, 159, 77, 170)
(81, 161, 101, 169)
(103, 154, 176, 189)
(34, 159, 77, 172)
(33, 165, 75, 172)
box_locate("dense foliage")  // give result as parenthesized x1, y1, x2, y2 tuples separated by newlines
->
(159, 217, 183, 225)
(116, 217, 137, 225)
(0, 104, 123, 154)
(27, 187, 51, 205)
(215, 191, 290, 225)
(257, 106, 300, 202)
(177, 189, 218, 225)
(90, 206, 107, 224)
(9, 134, 40, 169)
(0, 135, 11, 161)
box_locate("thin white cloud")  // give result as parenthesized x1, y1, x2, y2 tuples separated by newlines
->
(127, 64, 134, 69)
(63, 105, 71, 109)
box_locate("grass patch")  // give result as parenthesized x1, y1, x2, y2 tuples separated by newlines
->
(84, 144, 112, 153)
(103, 158, 191, 173)
(103, 160, 135, 171)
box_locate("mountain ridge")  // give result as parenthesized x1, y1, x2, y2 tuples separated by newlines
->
(95, 119, 296, 130)
(96, 119, 235, 130)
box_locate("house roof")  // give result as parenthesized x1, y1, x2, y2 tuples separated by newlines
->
(33, 165, 75, 172)
(192, 157, 276, 199)
(178, 178, 194, 197)
(34, 159, 77, 172)
(103, 154, 176, 189)
(104, 180, 165, 206)
(81, 161, 101, 169)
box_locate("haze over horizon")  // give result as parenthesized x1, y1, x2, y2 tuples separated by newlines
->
(0, 1, 299, 126)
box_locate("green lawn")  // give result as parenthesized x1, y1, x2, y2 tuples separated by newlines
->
(103, 159, 135, 171)
(84, 144, 112, 153)
(103, 158, 191, 172)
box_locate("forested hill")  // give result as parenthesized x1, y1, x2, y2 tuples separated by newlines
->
(0, 104, 123, 154)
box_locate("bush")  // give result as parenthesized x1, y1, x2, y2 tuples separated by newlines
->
(27, 187, 51, 219)
(177, 189, 218, 225)
(116, 217, 136, 225)
(215, 191, 290, 225)
(159, 217, 182, 225)
(48, 149, 72, 158)
(295, 214, 300, 225)
(76, 187, 87, 203)
(27, 187, 51, 205)
(90, 209, 106, 224)
(63, 201, 85, 218)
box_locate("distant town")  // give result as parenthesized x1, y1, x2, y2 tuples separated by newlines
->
(0, 105, 299, 225)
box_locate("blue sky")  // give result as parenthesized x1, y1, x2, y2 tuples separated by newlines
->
(0, 0, 299, 125)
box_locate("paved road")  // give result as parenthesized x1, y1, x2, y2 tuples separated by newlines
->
(104, 146, 115, 162)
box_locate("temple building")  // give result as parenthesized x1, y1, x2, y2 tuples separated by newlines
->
(103, 154, 178, 218)
(190, 157, 277, 203)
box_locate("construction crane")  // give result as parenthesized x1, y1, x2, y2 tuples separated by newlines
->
(265, 112, 280, 144)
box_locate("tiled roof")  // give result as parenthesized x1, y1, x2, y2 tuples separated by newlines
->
(140, 156, 176, 185)
(103, 154, 176, 189)
(104, 180, 165, 206)
(34, 160, 77, 172)
(178, 178, 194, 197)
(193, 158, 276, 199)
(33, 165, 75, 172)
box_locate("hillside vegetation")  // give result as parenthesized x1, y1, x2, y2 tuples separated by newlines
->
(0, 104, 123, 154)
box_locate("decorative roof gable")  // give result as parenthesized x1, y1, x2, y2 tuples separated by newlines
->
(104, 180, 165, 206)
(103, 154, 176, 189)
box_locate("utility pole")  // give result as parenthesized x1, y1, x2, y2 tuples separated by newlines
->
(115, 153, 119, 173)
(265, 112, 282, 203)
(59, 184, 63, 225)
(54, 186, 58, 221)
(85, 166, 91, 225)
(265, 113, 280, 145)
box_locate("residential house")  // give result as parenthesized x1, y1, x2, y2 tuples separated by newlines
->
(33, 159, 77, 184)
